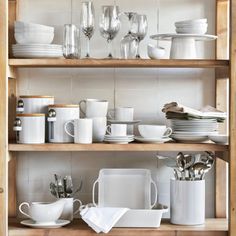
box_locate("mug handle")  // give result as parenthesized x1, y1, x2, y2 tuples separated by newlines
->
(106, 125, 111, 135)
(107, 109, 114, 120)
(79, 100, 86, 117)
(163, 127, 172, 138)
(73, 199, 82, 215)
(92, 179, 99, 207)
(64, 120, 75, 137)
(19, 202, 30, 218)
(150, 180, 158, 209)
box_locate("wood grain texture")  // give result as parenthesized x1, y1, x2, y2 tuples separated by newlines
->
(8, 143, 229, 154)
(8, 59, 229, 68)
(8, 153, 16, 217)
(215, 0, 229, 219)
(8, 218, 228, 236)
(0, 0, 8, 235)
(229, 0, 236, 234)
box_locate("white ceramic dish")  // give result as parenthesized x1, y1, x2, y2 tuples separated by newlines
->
(171, 134, 209, 142)
(92, 169, 157, 209)
(176, 26, 207, 34)
(208, 134, 228, 144)
(135, 136, 172, 143)
(20, 219, 70, 228)
(138, 125, 172, 139)
(173, 131, 218, 135)
(147, 44, 165, 59)
(104, 135, 134, 139)
(108, 119, 141, 124)
(175, 18, 207, 25)
(15, 21, 54, 32)
(115, 204, 168, 228)
(15, 32, 54, 44)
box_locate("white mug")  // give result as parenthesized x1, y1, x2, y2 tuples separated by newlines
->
(79, 99, 108, 118)
(60, 198, 82, 221)
(92, 117, 107, 142)
(64, 119, 92, 144)
(19, 199, 65, 224)
(170, 179, 205, 225)
(106, 124, 127, 136)
(108, 107, 134, 121)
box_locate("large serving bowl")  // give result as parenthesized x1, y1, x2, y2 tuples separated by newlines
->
(15, 32, 54, 44)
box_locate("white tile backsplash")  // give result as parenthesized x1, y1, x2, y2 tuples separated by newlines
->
(16, 0, 216, 219)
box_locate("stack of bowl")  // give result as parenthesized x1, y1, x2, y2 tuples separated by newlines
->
(175, 18, 208, 34)
(13, 21, 62, 58)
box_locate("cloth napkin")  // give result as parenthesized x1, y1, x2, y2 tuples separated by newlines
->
(80, 205, 129, 233)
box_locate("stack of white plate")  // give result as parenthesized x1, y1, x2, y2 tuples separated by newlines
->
(170, 119, 218, 142)
(104, 135, 134, 144)
(12, 44, 63, 58)
(175, 18, 208, 34)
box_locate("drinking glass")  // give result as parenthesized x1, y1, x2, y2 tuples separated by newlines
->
(80, 1, 95, 58)
(99, 5, 121, 58)
(130, 14, 148, 58)
(63, 24, 80, 59)
(120, 12, 138, 59)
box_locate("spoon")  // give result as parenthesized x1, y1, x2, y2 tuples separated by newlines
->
(190, 162, 210, 180)
(176, 152, 186, 180)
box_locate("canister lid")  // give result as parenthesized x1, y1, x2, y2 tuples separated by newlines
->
(48, 104, 79, 108)
(19, 95, 54, 99)
(16, 113, 45, 117)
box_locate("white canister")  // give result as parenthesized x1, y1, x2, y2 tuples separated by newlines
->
(47, 104, 80, 143)
(13, 114, 45, 144)
(17, 95, 54, 114)
(170, 179, 205, 225)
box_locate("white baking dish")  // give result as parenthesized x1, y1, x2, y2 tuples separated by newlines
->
(115, 204, 168, 228)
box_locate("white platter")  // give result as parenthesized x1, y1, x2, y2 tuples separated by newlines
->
(135, 136, 172, 143)
(115, 205, 168, 228)
(20, 219, 70, 228)
(150, 33, 217, 41)
(92, 169, 157, 209)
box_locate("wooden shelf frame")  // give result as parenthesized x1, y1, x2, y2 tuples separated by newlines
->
(8, 218, 228, 236)
(8, 58, 229, 68)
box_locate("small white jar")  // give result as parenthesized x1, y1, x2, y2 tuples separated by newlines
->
(16, 95, 54, 114)
(47, 104, 80, 143)
(13, 113, 45, 144)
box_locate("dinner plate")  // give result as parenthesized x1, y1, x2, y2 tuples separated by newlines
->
(173, 131, 218, 135)
(171, 134, 209, 142)
(20, 219, 70, 228)
(135, 136, 172, 143)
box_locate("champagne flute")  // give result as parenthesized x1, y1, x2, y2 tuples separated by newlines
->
(99, 5, 121, 58)
(80, 1, 95, 58)
(130, 14, 148, 58)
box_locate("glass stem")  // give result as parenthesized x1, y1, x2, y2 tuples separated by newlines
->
(136, 40, 141, 58)
(86, 37, 90, 58)
(108, 39, 112, 58)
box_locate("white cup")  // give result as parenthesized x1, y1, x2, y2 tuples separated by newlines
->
(60, 198, 82, 221)
(19, 199, 65, 224)
(108, 107, 134, 121)
(79, 99, 108, 118)
(170, 179, 205, 225)
(138, 125, 172, 139)
(64, 119, 92, 144)
(92, 117, 107, 142)
(106, 124, 127, 136)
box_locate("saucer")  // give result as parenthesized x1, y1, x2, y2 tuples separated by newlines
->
(108, 120, 141, 125)
(20, 219, 70, 228)
(135, 136, 172, 143)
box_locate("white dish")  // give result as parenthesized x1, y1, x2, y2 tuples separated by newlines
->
(104, 135, 134, 139)
(15, 32, 54, 44)
(15, 21, 54, 32)
(171, 134, 209, 142)
(108, 119, 141, 124)
(173, 131, 218, 135)
(104, 139, 134, 144)
(135, 136, 172, 143)
(147, 44, 166, 59)
(175, 18, 207, 25)
(20, 219, 70, 228)
(115, 205, 168, 228)
(208, 134, 228, 144)
(138, 125, 172, 139)
(176, 26, 207, 34)
(92, 169, 157, 209)
(150, 33, 217, 41)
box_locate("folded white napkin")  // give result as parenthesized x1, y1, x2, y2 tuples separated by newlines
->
(80, 206, 129, 233)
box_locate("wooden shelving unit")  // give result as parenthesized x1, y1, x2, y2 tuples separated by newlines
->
(8, 218, 228, 236)
(0, 0, 234, 235)
(8, 58, 229, 68)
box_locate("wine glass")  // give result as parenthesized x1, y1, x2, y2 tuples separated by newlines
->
(80, 1, 95, 58)
(120, 12, 138, 59)
(130, 14, 148, 58)
(99, 5, 121, 58)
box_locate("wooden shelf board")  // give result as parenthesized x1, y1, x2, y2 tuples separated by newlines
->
(8, 58, 229, 68)
(8, 218, 228, 236)
(8, 142, 228, 152)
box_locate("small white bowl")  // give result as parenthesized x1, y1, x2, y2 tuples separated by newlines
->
(138, 125, 172, 139)
(175, 18, 207, 26)
(15, 32, 54, 44)
(176, 26, 208, 34)
(147, 44, 165, 59)
(208, 134, 228, 144)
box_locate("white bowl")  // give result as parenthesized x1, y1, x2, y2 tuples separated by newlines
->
(176, 26, 208, 34)
(15, 32, 54, 44)
(208, 134, 228, 144)
(138, 125, 172, 139)
(175, 18, 207, 25)
(147, 44, 165, 59)
(15, 21, 54, 33)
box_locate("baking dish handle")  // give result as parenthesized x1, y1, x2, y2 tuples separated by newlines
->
(150, 180, 158, 209)
(92, 179, 99, 207)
